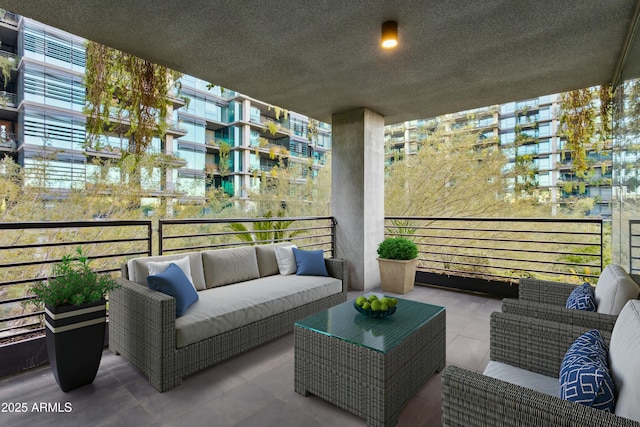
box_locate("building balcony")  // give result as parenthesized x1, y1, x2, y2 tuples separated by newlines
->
(0, 129, 16, 152)
(0, 215, 626, 425)
(166, 120, 188, 137)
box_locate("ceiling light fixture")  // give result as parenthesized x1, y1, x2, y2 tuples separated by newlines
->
(381, 21, 398, 49)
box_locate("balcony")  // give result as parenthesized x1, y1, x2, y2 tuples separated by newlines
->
(0, 215, 628, 425)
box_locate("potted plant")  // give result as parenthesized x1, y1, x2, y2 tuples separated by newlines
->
(377, 237, 419, 294)
(30, 248, 120, 392)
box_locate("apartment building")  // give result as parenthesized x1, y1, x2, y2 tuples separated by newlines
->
(385, 95, 613, 217)
(0, 12, 330, 210)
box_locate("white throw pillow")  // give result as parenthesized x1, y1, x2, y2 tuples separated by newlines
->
(274, 244, 297, 275)
(147, 256, 196, 290)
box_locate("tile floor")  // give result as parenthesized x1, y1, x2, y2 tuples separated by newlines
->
(0, 285, 502, 427)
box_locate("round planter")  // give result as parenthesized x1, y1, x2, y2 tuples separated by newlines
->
(377, 257, 418, 294)
(45, 299, 106, 392)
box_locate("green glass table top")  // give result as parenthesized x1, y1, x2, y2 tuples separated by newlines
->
(295, 296, 445, 354)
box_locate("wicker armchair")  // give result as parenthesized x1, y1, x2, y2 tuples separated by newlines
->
(501, 268, 640, 332)
(441, 310, 640, 427)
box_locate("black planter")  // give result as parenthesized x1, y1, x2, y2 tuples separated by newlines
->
(45, 299, 106, 392)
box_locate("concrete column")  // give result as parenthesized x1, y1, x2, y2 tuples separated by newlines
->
(331, 108, 385, 290)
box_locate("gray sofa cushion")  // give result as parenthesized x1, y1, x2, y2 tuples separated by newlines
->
(483, 361, 559, 397)
(609, 300, 640, 421)
(127, 252, 206, 291)
(175, 274, 342, 348)
(595, 264, 640, 315)
(202, 246, 260, 288)
(255, 243, 290, 277)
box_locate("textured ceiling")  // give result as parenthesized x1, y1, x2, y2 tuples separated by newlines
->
(2, 0, 640, 124)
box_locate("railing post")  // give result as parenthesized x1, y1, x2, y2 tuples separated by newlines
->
(331, 217, 337, 258)
(148, 220, 154, 257)
(158, 219, 163, 256)
(601, 219, 604, 273)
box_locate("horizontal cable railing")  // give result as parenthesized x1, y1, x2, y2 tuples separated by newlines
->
(2, 215, 603, 345)
(629, 219, 640, 274)
(385, 216, 604, 284)
(0, 220, 152, 345)
(159, 216, 336, 258)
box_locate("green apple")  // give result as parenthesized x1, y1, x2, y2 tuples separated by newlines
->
(355, 296, 367, 307)
(362, 302, 371, 310)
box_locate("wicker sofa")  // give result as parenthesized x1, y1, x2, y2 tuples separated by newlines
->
(502, 264, 640, 332)
(109, 244, 348, 392)
(442, 301, 640, 426)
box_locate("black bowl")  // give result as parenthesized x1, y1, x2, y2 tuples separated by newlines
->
(354, 301, 397, 318)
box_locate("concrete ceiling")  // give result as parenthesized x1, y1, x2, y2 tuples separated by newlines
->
(2, 1, 640, 124)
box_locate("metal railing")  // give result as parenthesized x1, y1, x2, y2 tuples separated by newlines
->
(385, 216, 604, 284)
(0, 220, 152, 344)
(159, 216, 336, 257)
(0, 11, 18, 26)
(0, 216, 334, 375)
(0, 215, 606, 345)
(629, 219, 640, 274)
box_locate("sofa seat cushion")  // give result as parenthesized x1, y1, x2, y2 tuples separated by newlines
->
(175, 274, 342, 348)
(128, 252, 206, 291)
(483, 361, 560, 397)
(595, 264, 640, 315)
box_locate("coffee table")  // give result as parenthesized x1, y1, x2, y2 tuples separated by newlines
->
(294, 296, 446, 427)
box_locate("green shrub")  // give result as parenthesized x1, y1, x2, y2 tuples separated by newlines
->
(377, 237, 418, 260)
(30, 248, 120, 307)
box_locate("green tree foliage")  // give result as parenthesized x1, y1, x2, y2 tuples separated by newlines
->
(559, 85, 612, 181)
(84, 42, 182, 155)
(560, 88, 596, 178)
(244, 151, 331, 218)
(385, 129, 517, 217)
(228, 212, 304, 244)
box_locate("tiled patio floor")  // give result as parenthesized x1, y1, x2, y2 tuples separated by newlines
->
(0, 285, 502, 427)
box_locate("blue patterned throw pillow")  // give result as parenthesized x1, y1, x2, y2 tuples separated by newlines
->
(566, 283, 596, 311)
(559, 329, 616, 412)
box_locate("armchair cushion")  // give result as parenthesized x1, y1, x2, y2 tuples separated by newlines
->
(595, 264, 640, 315)
(566, 283, 596, 311)
(484, 361, 559, 397)
(559, 329, 615, 412)
(609, 300, 640, 421)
